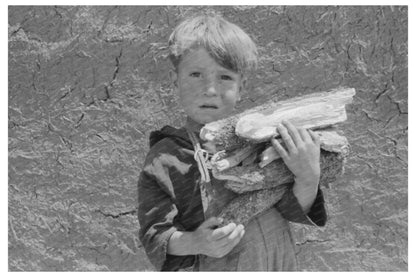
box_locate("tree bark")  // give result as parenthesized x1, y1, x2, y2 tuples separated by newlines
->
(201, 87, 355, 226)
(218, 150, 346, 225)
(200, 87, 355, 149)
(222, 149, 346, 194)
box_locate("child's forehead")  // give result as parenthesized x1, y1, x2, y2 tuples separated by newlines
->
(179, 47, 239, 73)
(181, 47, 214, 63)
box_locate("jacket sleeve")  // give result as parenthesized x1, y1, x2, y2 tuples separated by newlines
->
(137, 164, 195, 271)
(275, 184, 327, 227)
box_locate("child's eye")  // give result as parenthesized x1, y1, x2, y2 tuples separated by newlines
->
(220, 75, 233, 81)
(190, 72, 201, 78)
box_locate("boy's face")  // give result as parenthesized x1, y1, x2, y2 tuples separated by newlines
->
(171, 47, 245, 125)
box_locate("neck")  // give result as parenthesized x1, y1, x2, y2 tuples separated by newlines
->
(185, 116, 217, 153)
(185, 117, 204, 134)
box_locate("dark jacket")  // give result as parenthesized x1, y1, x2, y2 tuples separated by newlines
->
(137, 126, 327, 271)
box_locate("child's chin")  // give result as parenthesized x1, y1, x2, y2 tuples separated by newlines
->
(190, 112, 227, 125)
(195, 119, 211, 125)
(198, 115, 222, 124)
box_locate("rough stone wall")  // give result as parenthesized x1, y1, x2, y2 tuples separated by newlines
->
(8, 6, 407, 271)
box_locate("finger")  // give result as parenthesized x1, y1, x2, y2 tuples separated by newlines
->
(299, 128, 312, 143)
(217, 224, 245, 249)
(227, 225, 245, 250)
(282, 120, 302, 146)
(211, 222, 237, 240)
(271, 137, 288, 158)
(276, 123, 296, 153)
(308, 129, 321, 146)
(227, 224, 245, 241)
(200, 217, 223, 229)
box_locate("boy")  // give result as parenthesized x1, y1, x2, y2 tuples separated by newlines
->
(137, 14, 327, 271)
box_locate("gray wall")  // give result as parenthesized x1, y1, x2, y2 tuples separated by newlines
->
(8, 6, 407, 271)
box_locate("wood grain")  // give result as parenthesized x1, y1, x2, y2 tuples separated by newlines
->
(200, 87, 355, 149)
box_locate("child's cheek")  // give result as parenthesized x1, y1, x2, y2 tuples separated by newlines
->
(179, 82, 196, 103)
(179, 79, 192, 92)
(222, 88, 239, 106)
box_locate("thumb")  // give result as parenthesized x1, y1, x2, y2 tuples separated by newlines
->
(200, 217, 223, 229)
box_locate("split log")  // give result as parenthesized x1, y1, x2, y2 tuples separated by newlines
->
(200, 87, 355, 149)
(218, 185, 289, 226)
(211, 144, 262, 172)
(259, 129, 349, 168)
(211, 130, 349, 172)
(222, 148, 346, 194)
(218, 150, 346, 226)
(210, 131, 349, 226)
(199, 87, 355, 226)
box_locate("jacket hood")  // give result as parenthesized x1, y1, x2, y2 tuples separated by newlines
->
(149, 125, 192, 148)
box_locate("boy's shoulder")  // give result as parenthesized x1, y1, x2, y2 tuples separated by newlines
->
(146, 136, 181, 157)
(143, 125, 192, 164)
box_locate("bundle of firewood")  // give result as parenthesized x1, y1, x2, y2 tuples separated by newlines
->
(199, 87, 356, 225)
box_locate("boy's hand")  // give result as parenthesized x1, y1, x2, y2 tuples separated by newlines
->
(192, 217, 245, 258)
(271, 120, 321, 191)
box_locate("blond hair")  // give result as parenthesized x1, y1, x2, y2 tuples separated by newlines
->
(168, 14, 258, 74)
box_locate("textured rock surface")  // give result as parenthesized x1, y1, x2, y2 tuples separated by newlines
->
(8, 6, 407, 271)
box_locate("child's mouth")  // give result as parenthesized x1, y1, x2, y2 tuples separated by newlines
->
(200, 104, 218, 109)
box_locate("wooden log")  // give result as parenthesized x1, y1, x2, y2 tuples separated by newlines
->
(201, 88, 355, 226)
(211, 144, 262, 172)
(222, 149, 346, 194)
(210, 130, 349, 172)
(259, 130, 349, 168)
(200, 87, 355, 149)
(218, 150, 345, 226)
(218, 184, 289, 226)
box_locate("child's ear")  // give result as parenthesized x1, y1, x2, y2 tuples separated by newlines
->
(169, 70, 178, 88)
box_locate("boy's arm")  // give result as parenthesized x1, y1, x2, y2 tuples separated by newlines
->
(167, 217, 245, 259)
(275, 182, 327, 226)
(271, 120, 327, 226)
(167, 230, 197, 255)
(138, 169, 195, 271)
(292, 177, 319, 213)
(139, 165, 245, 270)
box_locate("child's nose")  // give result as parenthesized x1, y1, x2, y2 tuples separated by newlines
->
(204, 78, 218, 97)
(205, 85, 217, 96)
